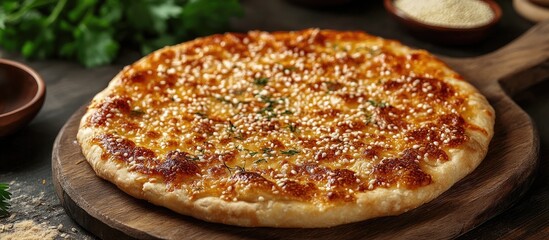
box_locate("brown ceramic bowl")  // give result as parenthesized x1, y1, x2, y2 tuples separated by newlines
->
(514, 0, 549, 22)
(530, 0, 549, 7)
(0, 59, 46, 137)
(384, 0, 502, 45)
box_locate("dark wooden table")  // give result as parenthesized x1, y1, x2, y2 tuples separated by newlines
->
(1, 0, 547, 239)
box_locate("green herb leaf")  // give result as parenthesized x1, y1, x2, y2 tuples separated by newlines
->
(0, 183, 11, 217)
(368, 100, 388, 108)
(76, 28, 119, 67)
(215, 96, 237, 107)
(228, 121, 236, 133)
(227, 121, 244, 140)
(126, 0, 181, 34)
(254, 77, 269, 86)
(193, 112, 207, 118)
(223, 161, 246, 175)
(257, 95, 279, 115)
(179, 0, 243, 36)
(0, 0, 242, 67)
(288, 124, 297, 132)
(254, 158, 267, 164)
(280, 149, 300, 155)
(261, 147, 273, 156)
(281, 110, 293, 115)
(187, 153, 200, 161)
(0, 10, 7, 29)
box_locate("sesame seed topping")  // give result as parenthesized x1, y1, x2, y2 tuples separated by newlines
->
(89, 29, 479, 204)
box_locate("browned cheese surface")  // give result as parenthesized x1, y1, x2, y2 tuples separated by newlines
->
(83, 30, 486, 204)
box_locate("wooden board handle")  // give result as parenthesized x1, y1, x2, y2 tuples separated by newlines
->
(443, 20, 549, 96)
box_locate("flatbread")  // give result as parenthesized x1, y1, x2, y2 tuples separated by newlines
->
(77, 29, 495, 228)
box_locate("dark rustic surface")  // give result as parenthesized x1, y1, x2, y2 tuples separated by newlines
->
(1, 0, 547, 239)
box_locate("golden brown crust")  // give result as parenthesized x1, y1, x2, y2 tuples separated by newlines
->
(77, 29, 495, 227)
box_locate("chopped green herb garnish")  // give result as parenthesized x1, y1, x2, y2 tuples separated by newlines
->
(257, 95, 282, 119)
(256, 96, 291, 120)
(223, 161, 246, 175)
(258, 96, 276, 112)
(254, 77, 269, 86)
(188, 154, 200, 161)
(368, 100, 388, 108)
(280, 149, 300, 155)
(262, 147, 273, 156)
(259, 113, 277, 120)
(364, 113, 373, 124)
(216, 96, 235, 106)
(228, 121, 236, 133)
(254, 158, 267, 164)
(234, 135, 244, 140)
(259, 105, 275, 114)
(216, 96, 250, 107)
(288, 124, 297, 133)
(197, 148, 205, 155)
(358, 107, 373, 124)
(228, 121, 244, 140)
(193, 112, 207, 118)
(249, 152, 258, 156)
(281, 110, 293, 115)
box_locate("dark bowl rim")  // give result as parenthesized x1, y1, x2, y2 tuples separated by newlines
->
(384, 0, 502, 32)
(0, 58, 46, 118)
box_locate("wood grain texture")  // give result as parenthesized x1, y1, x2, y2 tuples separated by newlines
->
(52, 21, 549, 239)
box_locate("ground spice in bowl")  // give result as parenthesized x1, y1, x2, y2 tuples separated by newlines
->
(385, 0, 501, 44)
(394, 0, 495, 28)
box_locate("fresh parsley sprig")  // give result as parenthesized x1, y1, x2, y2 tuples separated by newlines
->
(0, 183, 11, 217)
(0, 0, 243, 67)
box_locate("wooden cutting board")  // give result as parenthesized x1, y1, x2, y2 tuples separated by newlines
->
(52, 22, 549, 239)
